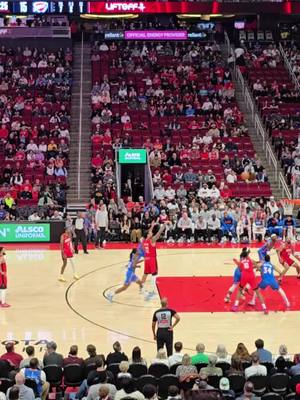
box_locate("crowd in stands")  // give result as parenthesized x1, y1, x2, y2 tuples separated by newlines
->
(1, 339, 300, 400)
(84, 193, 296, 244)
(87, 40, 281, 243)
(235, 42, 300, 198)
(0, 45, 72, 219)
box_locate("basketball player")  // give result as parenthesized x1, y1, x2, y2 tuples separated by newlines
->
(59, 229, 79, 282)
(0, 247, 10, 307)
(141, 221, 165, 300)
(257, 234, 278, 264)
(231, 248, 268, 314)
(249, 255, 290, 309)
(224, 247, 249, 303)
(277, 239, 300, 281)
(107, 248, 143, 302)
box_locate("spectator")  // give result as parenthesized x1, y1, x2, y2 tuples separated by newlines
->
(0, 342, 23, 369)
(175, 354, 198, 382)
(21, 358, 49, 400)
(84, 344, 98, 370)
(219, 377, 235, 398)
(191, 343, 209, 365)
(290, 355, 300, 376)
(63, 345, 84, 367)
(142, 384, 158, 400)
(114, 377, 144, 400)
(86, 372, 117, 400)
(232, 343, 251, 363)
(273, 344, 292, 363)
(129, 346, 147, 367)
(151, 349, 169, 367)
(117, 361, 131, 379)
(169, 342, 184, 367)
(167, 386, 181, 400)
(177, 212, 193, 243)
(20, 346, 43, 369)
(7, 373, 35, 400)
(236, 381, 260, 400)
(244, 354, 267, 379)
(215, 344, 231, 364)
(200, 355, 223, 377)
(252, 339, 272, 363)
(193, 372, 214, 390)
(106, 342, 128, 365)
(43, 341, 63, 368)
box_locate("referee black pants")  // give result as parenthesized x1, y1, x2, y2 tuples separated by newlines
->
(156, 328, 173, 356)
(74, 229, 87, 253)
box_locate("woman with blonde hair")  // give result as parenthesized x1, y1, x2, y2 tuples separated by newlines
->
(151, 348, 169, 367)
(118, 361, 132, 378)
(273, 344, 292, 363)
(231, 342, 251, 363)
(175, 354, 198, 382)
(216, 344, 231, 364)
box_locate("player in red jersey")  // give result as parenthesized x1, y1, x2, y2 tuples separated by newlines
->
(0, 247, 10, 308)
(231, 248, 268, 314)
(277, 239, 300, 281)
(141, 221, 165, 300)
(59, 229, 79, 282)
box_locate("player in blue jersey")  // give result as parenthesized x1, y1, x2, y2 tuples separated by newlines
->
(107, 248, 143, 302)
(258, 234, 278, 263)
(248, 255, 290, 311)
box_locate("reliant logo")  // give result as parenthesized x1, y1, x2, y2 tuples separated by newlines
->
(104, 2, 146, 12)
(32, 1, 49, 13)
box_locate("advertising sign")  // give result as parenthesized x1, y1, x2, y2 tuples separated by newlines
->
(0, 223, 50, 242)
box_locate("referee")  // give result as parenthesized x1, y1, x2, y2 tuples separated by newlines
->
(152, 297, 180, 356)
(74, 212, 88, 254)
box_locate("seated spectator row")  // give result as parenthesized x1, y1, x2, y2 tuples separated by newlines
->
(1, 339, 300, 400)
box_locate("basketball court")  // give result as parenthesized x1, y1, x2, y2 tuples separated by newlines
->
(2, 243, 300, 360)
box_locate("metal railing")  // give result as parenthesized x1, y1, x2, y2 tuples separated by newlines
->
(254, 114, 266, 149)
(279, 172, 292, 199)
(77, 32, 84, 199)
(279, 42, 300, 91)
(115, 149, 121, 199)
(266, 142, 278, 177)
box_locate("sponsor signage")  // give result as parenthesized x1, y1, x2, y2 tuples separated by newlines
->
(0, 223, 50, 242)
(124, 30, 187, 40)
(104, 30, 124, 40)
(118, 149, 147, 164)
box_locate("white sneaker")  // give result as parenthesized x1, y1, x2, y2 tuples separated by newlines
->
(187, 239, 191, 243)
(144, 291, 155, 301)
(103, 240, 107, 245)
(107, 292, 114, 303)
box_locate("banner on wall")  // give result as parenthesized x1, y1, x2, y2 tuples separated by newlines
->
(0, 223, 50, 242)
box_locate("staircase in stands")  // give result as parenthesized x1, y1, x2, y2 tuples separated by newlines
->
(67, 40, 91, 214)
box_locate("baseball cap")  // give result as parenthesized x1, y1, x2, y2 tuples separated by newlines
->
(219, 377, 230, 391)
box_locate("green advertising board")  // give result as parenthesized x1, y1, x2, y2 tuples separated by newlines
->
(118, 149, 147, 164)
(0, 223, 50, 242)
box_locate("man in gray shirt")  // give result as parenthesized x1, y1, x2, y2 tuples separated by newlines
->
(7, 373, 35, 400)
(43, 341, 63, 367)
(86, 371, 117, 400)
